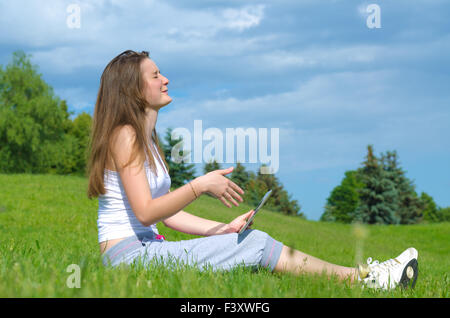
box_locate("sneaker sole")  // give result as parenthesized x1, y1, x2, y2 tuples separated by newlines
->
(399, 258, 418, 289)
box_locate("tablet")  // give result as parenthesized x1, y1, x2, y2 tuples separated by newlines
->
(238, 189, 272, 235)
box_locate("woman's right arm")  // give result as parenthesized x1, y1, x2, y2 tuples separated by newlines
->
(111, 126, 244, 227)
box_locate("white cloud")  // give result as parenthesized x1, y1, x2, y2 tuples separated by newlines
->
(222, 4, 265, 31)
(0, 0, 269, 74)
(32, 46, 105, 74)
(0, 0, 67, 47)
(169, 69, 398, 121)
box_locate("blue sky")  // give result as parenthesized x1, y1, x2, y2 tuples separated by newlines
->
(1, 0, 449, 220)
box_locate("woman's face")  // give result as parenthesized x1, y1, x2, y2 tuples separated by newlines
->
(140, 58, 172, 109)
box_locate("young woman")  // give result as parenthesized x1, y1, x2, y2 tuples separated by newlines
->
(87, 50, 419, 290)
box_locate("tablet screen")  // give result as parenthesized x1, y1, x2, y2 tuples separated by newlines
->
(238, 189, 272, 234)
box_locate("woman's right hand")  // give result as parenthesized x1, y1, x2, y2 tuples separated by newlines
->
(193, 166, 245, 208)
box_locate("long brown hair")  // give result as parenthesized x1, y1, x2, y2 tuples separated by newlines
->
(87, 50, 169, 199)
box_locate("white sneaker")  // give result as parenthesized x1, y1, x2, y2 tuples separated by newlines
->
(357, 247, 419, 290)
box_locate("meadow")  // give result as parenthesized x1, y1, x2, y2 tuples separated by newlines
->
(0, 174, 448, 298)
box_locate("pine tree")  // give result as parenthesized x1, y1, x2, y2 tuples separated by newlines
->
(247, 164, 304, 217)
(229, 161, 250, 190)
(381, 150, 423, 224)
(354, 145, 400, 224)
(203, 158, 221, 174)
(244, 176, 269, 210)
(161, 127, 196, 188)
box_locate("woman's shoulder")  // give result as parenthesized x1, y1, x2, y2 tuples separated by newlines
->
(111, 125, 137, 145)
(110, 125, 143, 169)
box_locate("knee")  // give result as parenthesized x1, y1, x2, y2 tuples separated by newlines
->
(249, 229, 270, 239)
(244, 229, 284, 270)
(241, 229, 270, 244)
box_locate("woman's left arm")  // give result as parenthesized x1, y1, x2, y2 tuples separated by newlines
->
(162, 210, 231, 236)
(162, 209, 254, 236)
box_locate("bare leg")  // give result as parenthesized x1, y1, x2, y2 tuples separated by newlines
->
(274, 245, 358, 282)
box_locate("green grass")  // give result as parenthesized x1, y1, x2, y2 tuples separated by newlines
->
(0, 173, 448, 297)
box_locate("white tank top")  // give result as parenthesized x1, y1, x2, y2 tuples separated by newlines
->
(97, 142, 171, 243)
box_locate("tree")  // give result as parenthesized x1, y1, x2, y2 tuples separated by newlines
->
(437, 206, 450, 222)
(161, 127, 196, 188)
(68, 112, 92, 175)
(381, 150, 423, 224)
(320, 170, 364, 223)
(244, 176, 269, 210)
(321, 145, 442, 225)
(0, 51, 76, 174)
(229, 161, 251, 190)
(420, 192, 440, 223)
(320, 204, 336, 222)
(354, 145, 400, 224)
(203, 158, 221, 174)
(244, 164, 304, 218)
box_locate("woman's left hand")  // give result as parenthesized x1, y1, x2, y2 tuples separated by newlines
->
(225, 210, 255, 233)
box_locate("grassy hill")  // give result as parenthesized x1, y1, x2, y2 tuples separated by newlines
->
(0, 173, 448, 297)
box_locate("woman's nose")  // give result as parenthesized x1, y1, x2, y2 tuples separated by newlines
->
(161, 74, 169, 85)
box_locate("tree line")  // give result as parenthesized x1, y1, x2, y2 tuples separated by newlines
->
(320, 145, 450, 224)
